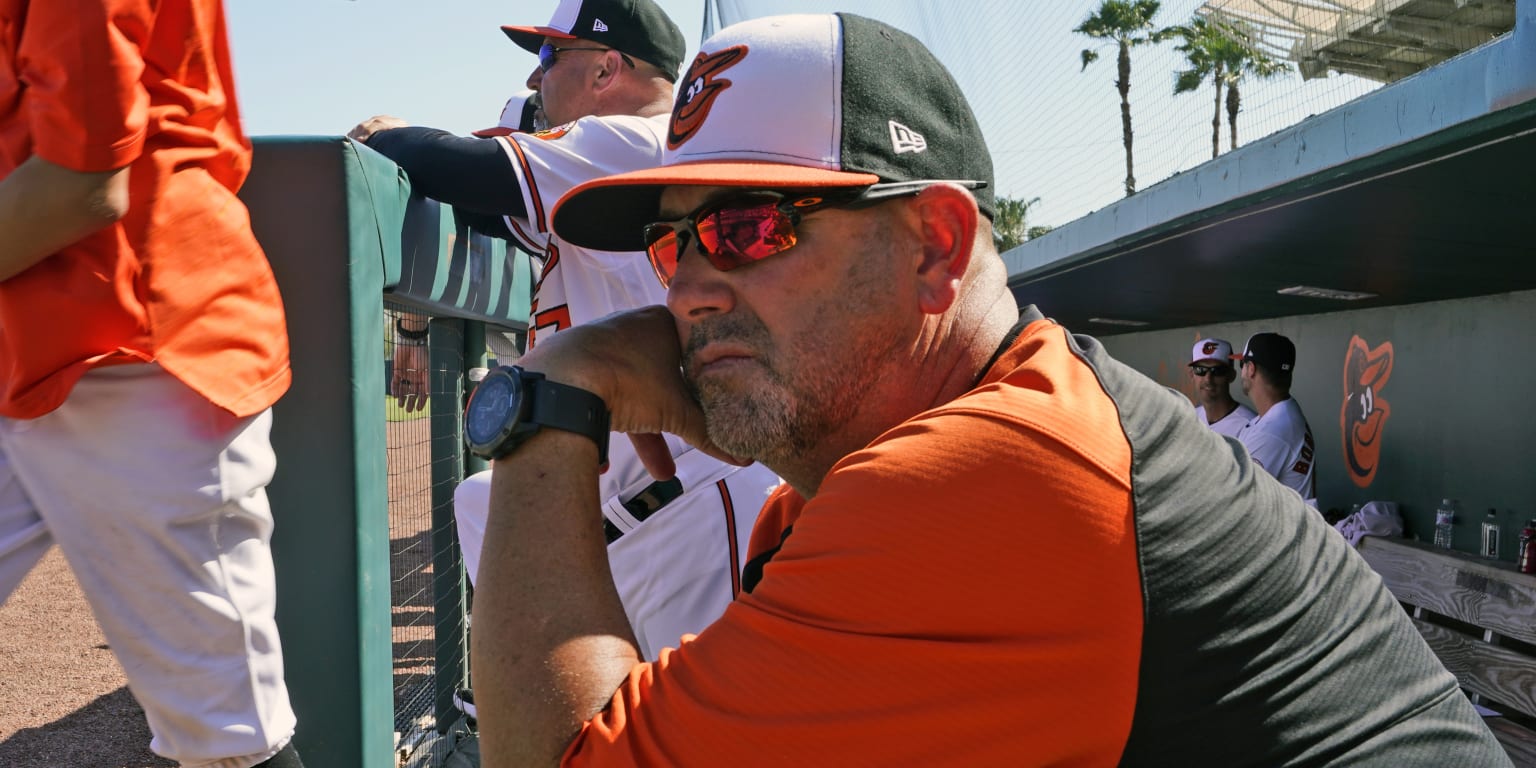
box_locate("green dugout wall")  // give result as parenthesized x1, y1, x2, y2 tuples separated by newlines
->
(1098, 290, 1536, 556)
(238, 136, 532, 767)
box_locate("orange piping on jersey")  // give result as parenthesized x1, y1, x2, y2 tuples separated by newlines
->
(500, 135, 547, 231)
(718, 479, 742, 598)
(507, 216, 543, 252)
(535, 242, 560, 293)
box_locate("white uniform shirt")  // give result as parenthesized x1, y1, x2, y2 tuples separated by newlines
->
(481, 113, 780, 658)
(1236, 398, 1317, 502)
(496, 114, 691, 505)
(1195, 402, 1257, 440)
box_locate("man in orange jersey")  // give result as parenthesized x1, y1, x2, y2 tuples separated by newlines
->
(462, 13, 1509, 768)
(0, 2, 302, 765)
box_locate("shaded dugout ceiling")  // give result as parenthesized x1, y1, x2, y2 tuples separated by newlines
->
(1200, 0, 1519, 83)
(1004, 2, 1536, 336)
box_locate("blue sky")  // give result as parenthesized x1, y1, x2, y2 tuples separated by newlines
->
(227, 0, 702, 138)
(227, 1, 1380, 229)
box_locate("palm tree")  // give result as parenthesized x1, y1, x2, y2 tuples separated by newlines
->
(1172, 17, 1232, 160)
(993, 195, 1042, 252)
(1077, 0, 1172, 197)
(1221, 24, 1289, 151)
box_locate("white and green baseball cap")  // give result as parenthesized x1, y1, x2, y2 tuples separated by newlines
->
(551, 13, 995, 252)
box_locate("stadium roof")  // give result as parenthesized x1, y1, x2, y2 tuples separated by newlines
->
(1003, 3, 1536, 336)
(1200, 0, 1518, 82)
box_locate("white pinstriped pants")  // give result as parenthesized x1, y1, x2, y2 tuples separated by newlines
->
(0, 364, 295, 768)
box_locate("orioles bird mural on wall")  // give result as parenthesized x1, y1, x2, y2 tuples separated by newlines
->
(1340, 335, 1394, 488)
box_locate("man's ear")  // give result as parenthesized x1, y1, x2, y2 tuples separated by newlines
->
(911, 184, 979, 315)
(593, 50, 625, 89)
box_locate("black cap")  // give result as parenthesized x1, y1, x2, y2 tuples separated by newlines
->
(1233, 332, 1296, 373)
(501, 0, 685, 82)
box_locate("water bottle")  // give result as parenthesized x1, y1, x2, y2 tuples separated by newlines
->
(1433, 499, 1456, 549)
(1518, 519, 1536, 575)
(1481, 508, 1501, 559)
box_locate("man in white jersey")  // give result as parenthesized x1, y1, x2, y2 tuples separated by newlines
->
(1187, 337, 1254, 439)
(1233, 333, 1317, 503)
(349, 0, 778, 661)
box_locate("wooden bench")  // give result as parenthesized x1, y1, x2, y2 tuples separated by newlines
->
(1357, 536, 1536, 766)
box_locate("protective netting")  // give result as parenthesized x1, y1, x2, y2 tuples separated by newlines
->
(385, 302, 438, 739)
(707, 0, 1514, 238)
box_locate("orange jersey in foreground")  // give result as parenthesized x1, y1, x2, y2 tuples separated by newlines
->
(0, 0, 288, 418)
(559, 309, 1504, 766)
(565, 315, 1143, 766)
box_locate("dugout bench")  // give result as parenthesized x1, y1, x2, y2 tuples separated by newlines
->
(1357, 536, 1536, 765)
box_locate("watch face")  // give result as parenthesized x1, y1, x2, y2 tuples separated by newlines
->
(465, 369, 518, 452)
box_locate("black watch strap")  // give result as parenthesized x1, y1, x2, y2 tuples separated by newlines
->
(525, 371, 611, 465)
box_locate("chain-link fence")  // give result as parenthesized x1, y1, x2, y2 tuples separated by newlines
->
(385, 302, 439, 741)
(385, 302, 476, 765)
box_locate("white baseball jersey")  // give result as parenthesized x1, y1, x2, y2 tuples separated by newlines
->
(1195, 402, 1256, 440)
(1235, 398, 1317, 503)
(457, 112, 780, 659)
(495, 113, 700, 505)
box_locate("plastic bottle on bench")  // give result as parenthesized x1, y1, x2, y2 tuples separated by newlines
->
(1433, 499, 1457, 550)
(1518, 519, 1536, 575)
(1481, 508, 1501, 559)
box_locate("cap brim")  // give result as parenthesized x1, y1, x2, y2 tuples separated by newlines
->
(552, 162, 882, 252)
(471, 126, 517, 138)
(501, 25, 575, 54)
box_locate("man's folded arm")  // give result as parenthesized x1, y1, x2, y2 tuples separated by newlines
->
(0, 156, 130, 281)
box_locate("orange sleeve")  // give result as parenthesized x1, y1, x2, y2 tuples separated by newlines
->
(561, 367, 1145, 766)
(18, 0, 153, 171)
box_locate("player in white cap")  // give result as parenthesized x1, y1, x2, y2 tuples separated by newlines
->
(349, 0, 778, 664)
(1187, 337, 1254, 438)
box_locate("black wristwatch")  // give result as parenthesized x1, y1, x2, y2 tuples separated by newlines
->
(463, 366, 610, 463)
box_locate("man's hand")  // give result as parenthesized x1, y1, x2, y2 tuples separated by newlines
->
(517, 305, 741, 478)
(347, 115, 410, 143)
(392, 342, 429, 413)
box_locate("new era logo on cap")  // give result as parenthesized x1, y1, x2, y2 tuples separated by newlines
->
(593, 18, 608, 31)
(890, 121, 927, 154)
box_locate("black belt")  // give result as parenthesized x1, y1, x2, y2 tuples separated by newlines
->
(603, 477, 685, 543)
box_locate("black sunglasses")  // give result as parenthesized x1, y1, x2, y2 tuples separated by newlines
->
(1191, 364, 1232, 377)
(539, 43, 636, 73)
(641, 180, 988, 288)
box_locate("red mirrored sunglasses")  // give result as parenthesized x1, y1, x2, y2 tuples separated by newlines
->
(641, 180, 987, 288)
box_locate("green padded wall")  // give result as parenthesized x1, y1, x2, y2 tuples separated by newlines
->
(239, 136, 531, 767)
(1098, 290, 1536, 558)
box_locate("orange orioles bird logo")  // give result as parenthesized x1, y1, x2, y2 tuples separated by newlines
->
(1340, 335, 1394, 487)
(1201, 340, 1221, 356)
(531, 122, 574, 141)
(668, 45, 747, 150)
